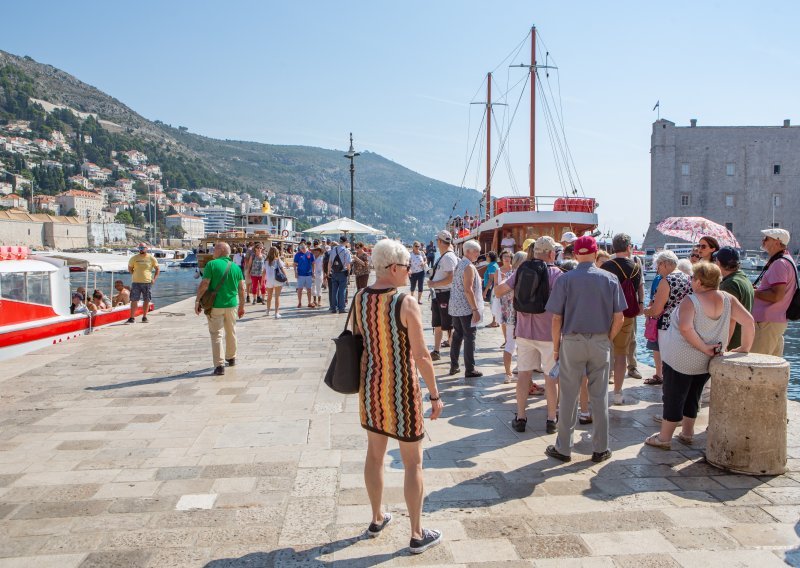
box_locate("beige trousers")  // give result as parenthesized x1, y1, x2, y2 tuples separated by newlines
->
(206, 307, 238, 367)
(751, 321, 787, 357)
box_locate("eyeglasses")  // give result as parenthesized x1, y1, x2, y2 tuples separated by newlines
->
(385, 263, 411, 271)
(690, 254, 700, 259)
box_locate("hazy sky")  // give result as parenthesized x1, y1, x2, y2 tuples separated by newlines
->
(4, 1, 799, 239)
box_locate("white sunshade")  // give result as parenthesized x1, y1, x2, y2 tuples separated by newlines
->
(304, 217, 382, 235)
(34, 252, 133, 273)
(0, 259, 59, 274)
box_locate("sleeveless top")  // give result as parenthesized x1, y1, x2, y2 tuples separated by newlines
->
(661, 293, 731, 375)
(249, 255, 265, 277)
(658, 271, 692, 330)
(449, 257, 483, 317)
(353, 288, 424, 442)
(498, 267, 516, 325)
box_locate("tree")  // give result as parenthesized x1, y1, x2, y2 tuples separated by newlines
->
(168, 225, 186, 239)
(64, 207, 78, 217)
(115, 210, 133, 225)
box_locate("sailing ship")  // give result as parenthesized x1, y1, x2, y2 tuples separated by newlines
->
(451, 26, 599, 251)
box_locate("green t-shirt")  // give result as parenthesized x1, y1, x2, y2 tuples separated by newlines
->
(720, 269, 754, 349)
(203, 256, 244, 309)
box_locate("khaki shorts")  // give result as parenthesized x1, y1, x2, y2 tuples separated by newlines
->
(516, 337, 556, 374)
(751, 321, 788, 357)
(612, 317, 635, 356)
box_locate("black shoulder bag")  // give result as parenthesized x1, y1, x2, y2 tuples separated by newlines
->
(753, 253, 800, 321)
(324, 299, 364, 394)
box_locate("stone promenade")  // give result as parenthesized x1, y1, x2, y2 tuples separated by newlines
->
(1, 287, 799, 567)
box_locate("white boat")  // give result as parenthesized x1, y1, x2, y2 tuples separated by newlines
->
(740, 250, 767, 271)
(0, 247, 150, 361)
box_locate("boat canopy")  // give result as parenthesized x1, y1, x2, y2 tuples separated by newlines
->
(0, 259, 59, 274)
(35, 252, 132, 273)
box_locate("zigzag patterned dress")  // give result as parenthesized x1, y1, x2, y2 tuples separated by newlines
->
(354, 288, 425, 442)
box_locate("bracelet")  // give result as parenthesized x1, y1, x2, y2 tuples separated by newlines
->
(429, 395, 440, 401)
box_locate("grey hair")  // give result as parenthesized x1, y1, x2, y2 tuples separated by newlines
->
(462, 240, 481, 254)
(511, 251, 527, 269)
(372, 239, 410, 278)
(215, 242, 231, 256)
(653, 250, 678, 269)
(676, 258, 693, 275)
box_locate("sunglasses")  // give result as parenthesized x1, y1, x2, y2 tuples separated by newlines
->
(690, 254, 700, 259)
(385, 263, 411, 271)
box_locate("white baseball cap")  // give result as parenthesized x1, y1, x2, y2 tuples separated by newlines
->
(761, 228, 790, 246)
(437, 230, 453, 244)
(560, 231, 577, 244)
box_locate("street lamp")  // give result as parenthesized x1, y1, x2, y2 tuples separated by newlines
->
(343, 133, 360, 220)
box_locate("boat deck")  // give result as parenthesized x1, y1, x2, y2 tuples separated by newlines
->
(0, 282, 798, 566)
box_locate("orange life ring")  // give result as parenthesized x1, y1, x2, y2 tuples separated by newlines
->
(282, 230, 289, 238)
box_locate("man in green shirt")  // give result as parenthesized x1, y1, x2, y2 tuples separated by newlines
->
(714, 247, 754, 350)
(195, 242, 246, 375)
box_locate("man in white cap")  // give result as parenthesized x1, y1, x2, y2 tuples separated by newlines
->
(751, 228, 796, 356)
(558, 231, 577, 264)
(428, 230, 458, 360)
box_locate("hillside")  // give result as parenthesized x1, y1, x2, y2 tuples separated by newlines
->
(0, 50, 480, 240)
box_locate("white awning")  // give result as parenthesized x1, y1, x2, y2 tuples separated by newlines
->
(34, 252, 133, 273)
(0, 259, 59, 274)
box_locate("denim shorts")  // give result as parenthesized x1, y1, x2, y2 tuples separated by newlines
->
(296, 275, 313, 289)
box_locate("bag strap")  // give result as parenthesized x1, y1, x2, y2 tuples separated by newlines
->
(344, 292, 358, 333)
(611, 258, 637, 282)
(753, 251, 786, 287)
(211, 260, 233, 294)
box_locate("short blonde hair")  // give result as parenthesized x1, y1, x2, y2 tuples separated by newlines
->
(692, 261, 721, 289)
(372, 239, 410, 278)
(463, 240, 481, 254)
(596, 250, 611, 264)
(511, 251, 527, 269)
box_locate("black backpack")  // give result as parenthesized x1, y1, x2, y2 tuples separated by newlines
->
(513, 259, 550, 314)
(331, 248, 345, 273)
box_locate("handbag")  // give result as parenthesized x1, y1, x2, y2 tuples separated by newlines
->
(324, 300, 364, 394)
(644, 316, 659, 342)
(274, 262, 288, 283)
(199, 260, 233, 315)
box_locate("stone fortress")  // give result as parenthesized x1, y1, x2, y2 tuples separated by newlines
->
(643, 118, 800, 252)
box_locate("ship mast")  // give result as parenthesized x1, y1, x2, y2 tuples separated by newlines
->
(486, 72, 492, 220)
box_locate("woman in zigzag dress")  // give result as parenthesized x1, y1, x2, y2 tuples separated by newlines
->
(352, 238, 445, 555)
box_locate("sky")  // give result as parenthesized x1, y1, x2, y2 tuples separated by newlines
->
(3, 1, 800, 240)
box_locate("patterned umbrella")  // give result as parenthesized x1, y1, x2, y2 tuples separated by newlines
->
(655, 216, 740, 248)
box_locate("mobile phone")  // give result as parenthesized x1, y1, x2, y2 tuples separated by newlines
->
(713, 343, 722, 355)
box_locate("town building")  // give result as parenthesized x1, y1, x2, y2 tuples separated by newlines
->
(198, 206, 236, 234)
(0, 194, 28, 211)
(87, 221, 127, 247)
(0, 210, 88, 249)
(166, 214, 205, 240)
(33, 195, 60, 215)
(644, 118, 800, 252)
(56, 190, 103, 221)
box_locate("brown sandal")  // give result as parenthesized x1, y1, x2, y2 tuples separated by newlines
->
(677, 432, 694, 445)
(644, 375, 663, 385)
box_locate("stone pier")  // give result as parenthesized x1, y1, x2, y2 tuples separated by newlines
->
(0, 288, 799, 567)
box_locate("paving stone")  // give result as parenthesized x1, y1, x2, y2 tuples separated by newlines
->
(106, 528, 198, 549)
(78, 550, 152, 568)
(527, 510, 674, 535)
(55, 441, 105, 451)
(0, 554, 86, 568)
(154, 466, 203, 481)
(612, 554, 682, 568)
(531, 559, 615, 568)
(175, 493, 217, 511)
(581, 529, 677, 555)
(450, 538, 520, 563)
(511, 533, 590, 559)
(11, 500, 109, 520)
(724, 522, 800, 548)
(671, 549, 789, 567)
(660, 526, 739, 550)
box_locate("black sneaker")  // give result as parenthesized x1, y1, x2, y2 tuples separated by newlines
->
(213, 366, 225, 376)
(409, 528, 442, 554)
(579, 414, 593, 425)
(366, 512, 392, 537)
(141, 317, 149, 323)
(226, 358, 236, 366)
(126, 317, 135, 324)
(545, 445, 571, 462)
(546, 419, 557, 434)
(448, 366, 460, 376)
(430, 350, 441, 361)
(465, 370, 483, 378)
(246, 295, 251, 303)
(511, 415, 527, 432)
(592, 450, 612, 463)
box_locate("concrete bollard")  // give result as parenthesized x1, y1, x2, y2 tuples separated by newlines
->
(706, 352, 789, 475)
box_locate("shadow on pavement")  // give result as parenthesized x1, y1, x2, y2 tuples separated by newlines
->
(85, 369, 209, 391)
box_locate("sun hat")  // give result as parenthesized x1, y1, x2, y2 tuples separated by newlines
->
(533, 236, 557, 254)
(761, 228, 790, 246)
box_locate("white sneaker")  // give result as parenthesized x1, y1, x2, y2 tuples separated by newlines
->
(613, 392, 625, 405)
(275, 313, 282, 319)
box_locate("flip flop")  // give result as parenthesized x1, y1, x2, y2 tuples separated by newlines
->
(528, 383, 545, 396)
(644, 375, 663, 385)
(644, 433, 671, 450)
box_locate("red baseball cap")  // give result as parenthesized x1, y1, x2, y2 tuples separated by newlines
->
(573, 235, 598, 255)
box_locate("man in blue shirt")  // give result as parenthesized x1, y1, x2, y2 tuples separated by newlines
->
(294, 243, 315, 308)
(327, 236, 352, 313)
(544, 235, 625, 464)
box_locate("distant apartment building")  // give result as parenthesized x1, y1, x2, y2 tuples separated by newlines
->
(56, 190, 103, 221)
(166, 214, 205, 240)
(87, 221, 126, 247)
(33, 195, 60, 215)
(198, 206, 236, 234)
(644, 118, 800, 252)
(0, 194, 28, 210)
(68, 175, 94, 190)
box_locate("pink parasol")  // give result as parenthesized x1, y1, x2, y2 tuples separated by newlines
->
(655, 216, 740, 248)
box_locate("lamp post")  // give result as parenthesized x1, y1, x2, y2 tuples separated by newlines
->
(343, 133, 360, 220)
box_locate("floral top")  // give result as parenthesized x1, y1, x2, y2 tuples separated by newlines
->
(497, 267, 515, 324)
(351, 251, 371, 277)
(658, 271, 692, 330)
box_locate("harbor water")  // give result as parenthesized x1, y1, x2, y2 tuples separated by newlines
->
(71, 267, 800, 402)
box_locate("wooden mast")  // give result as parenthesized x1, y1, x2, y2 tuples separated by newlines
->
(530, 26, 536, 202)
(486, 72, 492, 220)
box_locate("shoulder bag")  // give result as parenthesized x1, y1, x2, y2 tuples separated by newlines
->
(324, 299, 364, 394)
(274, 260, 288, 283)
(199, 260, 233, 315)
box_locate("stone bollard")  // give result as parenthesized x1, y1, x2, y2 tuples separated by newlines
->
(706, 352, 789, 475)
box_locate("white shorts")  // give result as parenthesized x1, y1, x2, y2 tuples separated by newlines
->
(516, 337, 555, 374)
